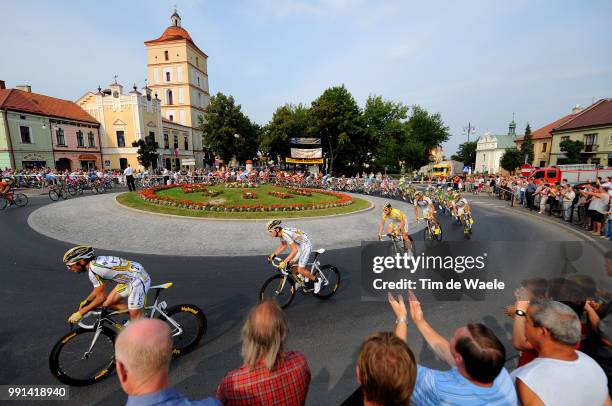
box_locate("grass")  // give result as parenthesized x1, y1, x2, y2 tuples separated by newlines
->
(156, 184, 339, 206)
(116, 191, 372, 219)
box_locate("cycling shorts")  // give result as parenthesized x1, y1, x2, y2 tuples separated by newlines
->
(423, 207, 434, 219)
(389, 223, 407, 235)
(115, 278, 151, 310)
(296, 240, 312, 267)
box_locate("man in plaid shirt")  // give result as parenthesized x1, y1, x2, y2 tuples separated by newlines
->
(216, 300, 311, 405)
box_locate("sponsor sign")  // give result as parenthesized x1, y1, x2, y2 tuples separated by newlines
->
(291, 148, 323, 159)
(290, 137, 321, 145)
(285, 157, 324, 164)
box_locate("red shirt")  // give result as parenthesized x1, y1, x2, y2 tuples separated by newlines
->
(216, 351, 310, 406)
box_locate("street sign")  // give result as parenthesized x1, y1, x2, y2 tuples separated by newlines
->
(462, 166, 470, 173)
(182, 159, 196, 166)
(521, 164, 532, 177)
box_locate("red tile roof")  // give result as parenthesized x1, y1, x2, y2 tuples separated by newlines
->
(515, 113, 578, 141)
(145, 26, 208, 57)
(0, 89, 98, 124)
(553, 99, 612, 132)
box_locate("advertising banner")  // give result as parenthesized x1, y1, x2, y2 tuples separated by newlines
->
(290, 137, 321, 145)
(285, 157, 324, 164)
(291, 148, 323, 159)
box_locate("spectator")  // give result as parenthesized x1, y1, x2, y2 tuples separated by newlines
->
(115, 319, 221, 405)
(216, 300, 310, 405)
(124, 164, 136, 192)
(525, 178, 536, 210)
(561, 184, 576, 221)
(582, 183, 610, 237)
(511, 299, 609, 405)
(583, 300, 612, 395)
(389, 293, 517, 406)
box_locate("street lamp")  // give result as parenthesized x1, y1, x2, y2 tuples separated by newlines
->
(463, 122, 476, 143)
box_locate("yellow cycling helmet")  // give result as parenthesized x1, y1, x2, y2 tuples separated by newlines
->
(63, 245, 94, 264)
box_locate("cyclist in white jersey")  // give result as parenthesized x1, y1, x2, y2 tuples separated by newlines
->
(453, 193, 472, 225)
(63, 245, 151, 324)
(266, 220, 322, 294)
(413, 191, 441, 229)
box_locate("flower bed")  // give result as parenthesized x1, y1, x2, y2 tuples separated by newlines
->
(268, 191, 292, 199)
(182, 183, 209, 193)
(286, 187, 312, 197)
(242, 190, 257, 199)
(139, 184, 353, 212)
(225, 181, 259, 189)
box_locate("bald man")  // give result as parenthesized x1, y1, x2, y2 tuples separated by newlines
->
(115, 319, 220, 406)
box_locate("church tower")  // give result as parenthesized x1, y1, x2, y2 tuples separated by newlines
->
(508, 113, 517, 137)
(144, 8, 210, 167)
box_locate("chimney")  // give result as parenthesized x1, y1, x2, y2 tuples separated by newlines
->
(0, 80, 5, 90)
(571, 104, 584, 115)
(16, 85, 32, 92)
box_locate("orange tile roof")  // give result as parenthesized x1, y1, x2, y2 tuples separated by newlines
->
(515, 113, 578, 141)
(0, 88, 98, 124)
(553, 99, 612, 132)
(145, 26, 208, 57)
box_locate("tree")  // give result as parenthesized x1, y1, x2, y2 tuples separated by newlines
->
(132, 134, 159, 169)
(500, 148, 524, 172)
(520, 123, 534, 164)
(451, 141, 477, 167)
(199, 93, 257, 165)
(404, 105, 451, 170)
(560, 139, 585, 164)
(309, 85, 364, 175)
(260, 104, 309, 164)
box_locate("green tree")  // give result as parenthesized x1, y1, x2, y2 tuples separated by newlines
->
(132, 134, 159, 169)
(520, 123, 534, 164)
(500, 148, 524, 172)
(199, 92, 257, 165)
(451, 141, 477, 167)
(560, 139, 585, 164)
(309, 85, 364, 174)
(260, 104, 309, 164)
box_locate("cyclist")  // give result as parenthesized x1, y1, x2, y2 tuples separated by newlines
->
(0, 177, 13, 197)
(413, 191, 441, 231)
(454, 193, 472, 225)
(63, 246, 151, 324)
(378, 202, 412, 251)
(266, 220, 322, 294)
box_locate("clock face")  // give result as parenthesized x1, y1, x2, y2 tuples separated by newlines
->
(113, 91, 119, 98)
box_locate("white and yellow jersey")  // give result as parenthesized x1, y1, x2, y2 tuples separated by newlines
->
(455, 197, 469, 208)
(414, 196, 434, 208)
(383, 208, 406, 224)
(88, 256, 150, 288)
(280, 227, 310, 246)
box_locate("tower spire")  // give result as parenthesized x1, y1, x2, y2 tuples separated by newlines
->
(171, 6, 181, 27)
(508, 113, 517, 137)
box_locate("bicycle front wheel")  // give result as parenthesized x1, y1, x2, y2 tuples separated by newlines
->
(13, 193, 29, 207)
(160, 304, 207, 357)
(49, 190, 60, 201)
(49, 327, 116, 386)
(260, 274, 296, 309)
(314, 265, 340, 299)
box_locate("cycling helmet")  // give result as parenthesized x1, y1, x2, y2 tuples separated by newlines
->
(266, 219, 282, 231)
(415, 191, 423, 197)
(447, 187, 453, 192)
(63, 245, 94, 264)
(383, 202, 392, 210)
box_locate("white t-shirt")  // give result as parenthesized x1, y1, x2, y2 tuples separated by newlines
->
(123, 167, 133, 176)
(511, 351, 608, 406)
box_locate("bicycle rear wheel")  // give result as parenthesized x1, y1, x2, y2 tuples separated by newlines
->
(49, 190, 60, 201)
(48, 327, 116, 386)
(159, 304, 207, 357)
(13, 193, 28, 207)
(314, 265, 340, 299)
(259, 274, 296, 309)
(67, 185, 78, 196)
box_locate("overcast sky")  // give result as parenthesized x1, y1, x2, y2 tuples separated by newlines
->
(2, 0, 611, 155)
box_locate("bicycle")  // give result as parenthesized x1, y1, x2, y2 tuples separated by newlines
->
(49, 185, 70, 201)
(381, 233, 416, 258)
(0, 191, 29, 210)
(259, 249, 340, 309)
(461, 212, 474, 238)
(420, 217, 443, 245)
(49, 282, 207, 386)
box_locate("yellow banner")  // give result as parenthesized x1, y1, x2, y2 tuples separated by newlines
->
(285, 157, 324, 164)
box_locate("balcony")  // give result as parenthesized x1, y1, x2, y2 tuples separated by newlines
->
(582, 144, 599, 153)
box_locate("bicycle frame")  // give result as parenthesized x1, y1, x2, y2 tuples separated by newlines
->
(270, 253, 328, 292)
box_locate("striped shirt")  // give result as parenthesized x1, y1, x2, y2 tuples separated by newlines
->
(411, 365, 517, 406)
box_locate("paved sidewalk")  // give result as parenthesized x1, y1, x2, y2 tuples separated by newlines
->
(27, 193, 423, 256)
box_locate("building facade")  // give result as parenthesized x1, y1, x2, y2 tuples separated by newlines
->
(77, 82, 163, 170)
(474, 119, 520, 174)
(160, 119, 195, 169)
(145, 10, 210, 168)
(550, 99, 612, 167)
(0, 84, 101, 170)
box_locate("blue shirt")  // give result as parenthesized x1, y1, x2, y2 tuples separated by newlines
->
(126, 387, 222, 406)
(411, 365, 518, 406)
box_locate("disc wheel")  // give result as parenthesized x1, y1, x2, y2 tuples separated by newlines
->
(49, 327, 116, 386)
(259, 274, 296, 309)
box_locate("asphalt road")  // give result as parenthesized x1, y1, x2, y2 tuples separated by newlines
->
(1, 190, 610, 405)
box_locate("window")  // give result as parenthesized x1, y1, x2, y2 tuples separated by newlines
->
(163, 134, 169, 149)
(164, 50, 169, 61)
(173, 135, 179, 149)
(608, 153, 612, 167)
(561, 136, 570, 143)
(541, 142, 547, 153)
(76, 130, 84, 147)
(608, 134, 612, 145)
(88, 131, 95, 147)
(20, 115, 26, 120)
(56, 128, 65, 145)
(149, 131, 155, 141)
(591, 158, 601, 167)
(539, 161, 546, 167)
(184, 136, 189, 150)
(584, 133, 597, 152)
(19, 126, 31, 143)
(169, 114, 174, 122)
(196, 56, 199, 66)
(116, 130, 125, 147)
(166, 71, 171, 82)
(167, 90, 173, 105)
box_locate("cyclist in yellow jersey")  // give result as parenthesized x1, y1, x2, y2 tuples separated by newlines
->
(267, 220, 322, 293)
(63, 246, 151, 324)
(378, 202, 412, 251)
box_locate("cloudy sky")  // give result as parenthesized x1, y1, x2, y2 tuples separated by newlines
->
(2, 0, 611, 155)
